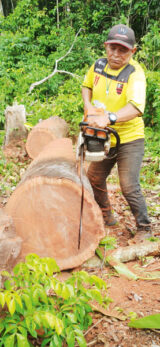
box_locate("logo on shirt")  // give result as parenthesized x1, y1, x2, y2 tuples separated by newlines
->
(116, 82, 124, 95)
(94, 75, 100, 86)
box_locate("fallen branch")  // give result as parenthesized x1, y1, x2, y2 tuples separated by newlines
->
(96, 240, 160, 280)
(107, 240, 160, 263)
(29, 28, 83, 93)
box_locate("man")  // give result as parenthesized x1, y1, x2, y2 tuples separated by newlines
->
(82, 24, 151, 242)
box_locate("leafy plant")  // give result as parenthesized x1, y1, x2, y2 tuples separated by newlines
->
(136, 22, 160, 71)
(51, 73, 84, 136)
(143, 71, 160, 129)
(0, 253, 110, 346)
(0, 0, 159, 132)
(129, 313, 160, 329)
(140, 127, 160, 190)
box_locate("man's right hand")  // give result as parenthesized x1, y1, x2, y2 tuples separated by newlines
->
(84, 104, 98, 116)
(87, 114, 109, 128)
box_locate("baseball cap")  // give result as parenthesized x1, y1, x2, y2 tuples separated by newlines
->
(104, 24, 136, 49)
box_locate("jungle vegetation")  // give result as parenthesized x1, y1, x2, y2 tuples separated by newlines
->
(0, 0, 159, 135)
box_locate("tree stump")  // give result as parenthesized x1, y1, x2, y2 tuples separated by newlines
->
(5, 138, 105, 270)
(26, 116, 69, 159)
(4, 104, 28, 146)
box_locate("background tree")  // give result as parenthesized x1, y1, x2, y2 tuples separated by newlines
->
(0, 0, 4, 15)
(1, 0, 17, 16)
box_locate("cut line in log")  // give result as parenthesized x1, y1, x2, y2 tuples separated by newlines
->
(26, 116, 69, 159)
(6, 138, 105, 270)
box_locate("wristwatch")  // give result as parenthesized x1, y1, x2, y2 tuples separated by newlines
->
(108, 112, 117, 125)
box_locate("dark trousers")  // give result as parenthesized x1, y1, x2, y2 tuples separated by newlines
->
(87, 138, 151, 228)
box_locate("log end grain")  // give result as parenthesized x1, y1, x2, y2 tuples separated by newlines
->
(26, 117, 69, 159)
(5, 176, 105, 270)
(26, 128, 56, 159)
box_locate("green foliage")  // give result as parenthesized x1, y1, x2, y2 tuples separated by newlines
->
(96, 236, 117, 261)
(0, 0, 159, 132)
(140, 128, 160, 189)
(51, 74, 84, 135)
(136, 22, 160, 71)
(99, 236, 117, 249)
(26, 72, 84, 135)
(143, 71, 160, 129)
(0, 0, 94, 127)
(129, 313, 160, 329)
(0, 254, 110, 346)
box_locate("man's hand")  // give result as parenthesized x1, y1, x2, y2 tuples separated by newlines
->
(87, 112, 110, 128)
(84, 103, 97, 115)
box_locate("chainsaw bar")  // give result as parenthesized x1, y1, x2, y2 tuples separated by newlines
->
(78, 143, 84, 249)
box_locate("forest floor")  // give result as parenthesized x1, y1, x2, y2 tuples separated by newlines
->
(81, 182, 160, 347)
(0, 140, 160, 347)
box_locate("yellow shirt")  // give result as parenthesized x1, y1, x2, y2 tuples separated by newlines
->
(82, 58, 146, 146)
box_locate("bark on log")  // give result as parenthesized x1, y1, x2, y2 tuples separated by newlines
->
(0, 209, 22, 272)
(26, 116, 69, 159)
(5, 138, 105, 270)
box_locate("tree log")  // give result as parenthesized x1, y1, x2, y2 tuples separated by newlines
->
(25, 116, 69, 159)
(5, 138, 105, 270)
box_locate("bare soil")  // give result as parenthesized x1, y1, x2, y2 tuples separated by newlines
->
(82, 183, 160, 347)
(1, 141, 160, 347)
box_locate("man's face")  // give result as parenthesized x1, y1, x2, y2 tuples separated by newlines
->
(105, 43, 136, 70)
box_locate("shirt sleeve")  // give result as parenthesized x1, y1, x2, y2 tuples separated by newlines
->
(126, 65, 146, 114)
(82, 63, 95, 89)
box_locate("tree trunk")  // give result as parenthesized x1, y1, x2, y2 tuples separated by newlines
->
(5, 138, 105, 270)
(25, 116, 69, 159)
(0, 0, 4, 15)
(56, 0, 59, 29)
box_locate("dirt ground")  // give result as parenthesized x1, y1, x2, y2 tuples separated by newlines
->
(1, 141, 160, 347)
(81, 184, 160, 347)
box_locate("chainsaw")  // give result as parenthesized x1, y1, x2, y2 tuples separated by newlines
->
(77, 109, 120, 249)
(76, 109, 120, 162)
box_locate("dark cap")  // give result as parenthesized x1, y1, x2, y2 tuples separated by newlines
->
(104, 24, 136, 49)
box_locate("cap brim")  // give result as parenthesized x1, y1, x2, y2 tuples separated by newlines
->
(104, 40, 133, 50)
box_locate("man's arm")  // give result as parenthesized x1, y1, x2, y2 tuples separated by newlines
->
(86, 103, 141, 128)
(82, 87, 97, 114)
(82, 85, 142, 128)
(116, 103, 141, 121)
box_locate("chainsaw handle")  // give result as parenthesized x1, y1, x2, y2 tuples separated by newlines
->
(105, 126, 120, 158)
(79, 121, 88, 126)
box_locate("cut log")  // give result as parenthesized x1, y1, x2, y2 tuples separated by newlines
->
(5, 138, 105, 270)
(26, 116, 69, 159)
